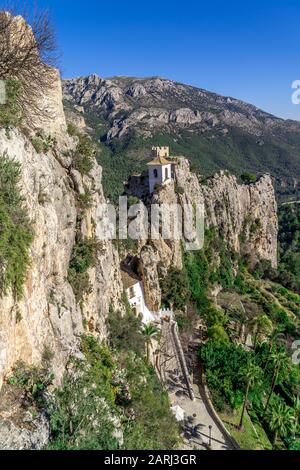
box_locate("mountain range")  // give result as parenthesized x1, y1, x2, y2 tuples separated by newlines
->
(63, 74, 300, 201)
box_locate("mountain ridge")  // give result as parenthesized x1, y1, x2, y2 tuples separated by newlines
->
(63, 74, 300, 202)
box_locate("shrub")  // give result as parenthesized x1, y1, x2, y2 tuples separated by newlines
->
(67, 122, 77, 136)
(175, 184, 184, 195)
(47, 337, 120, 450)
(200, 341, 250, 410)
(161, 267, 190, 310)
(176, 313, 190, 332)
(127, 195, 140, 207)
(207, 324, 229, 343)
(68, 238, 98, 302)
(122, 353, 179, 450)
(31, 130, 55, 154)
(241, 172, 258, 184)
(0, 154, 33, 298)
(7, 361, 54, 409)
(183, 249, 210, 312)
(107, 308, 145, 357)
(73, 133, 95, 175)
(77, 188, 93, 209)
(47, 335, 179, 450)
(204, 305, 228, 327)
(0, 79, 22, 129)
(117, 236, 139, 255)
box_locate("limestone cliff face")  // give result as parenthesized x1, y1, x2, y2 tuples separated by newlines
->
(0, 14, 124, 388)
(138, 158, 278, 310)
(1, 13, 67, 139)
(0, 128, 123, 388)
(175, 158, 278, 267)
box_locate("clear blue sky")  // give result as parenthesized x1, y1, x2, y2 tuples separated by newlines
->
(7, 0, 300, 120)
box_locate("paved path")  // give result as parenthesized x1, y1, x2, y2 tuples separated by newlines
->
(158, 320, 233, 450)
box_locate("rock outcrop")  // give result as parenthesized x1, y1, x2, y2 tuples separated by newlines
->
(0, 128, 123, 389)
(0, 414, 49, 450)
(1, 12, 67, 139)
(175, 158, 278, 267)
(136, 157, 278, 308)
(0, 14, 125, 391)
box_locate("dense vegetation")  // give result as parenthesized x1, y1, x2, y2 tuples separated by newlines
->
(199, 267, 300, 449)
(7, 308, 179, 450)
(0, 154, 33, 299)
(160, 219, 300, 449)
(278, 204, 300, 291)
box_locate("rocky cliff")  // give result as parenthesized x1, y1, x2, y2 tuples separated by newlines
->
(135, 158, 278, 310)
(0, 13, 280, 451)
(0, 126, 123, 389)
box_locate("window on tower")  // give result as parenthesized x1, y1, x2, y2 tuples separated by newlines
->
(154, 169, 158, 178)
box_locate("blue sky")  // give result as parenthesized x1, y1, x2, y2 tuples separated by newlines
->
(6, 0, 300, 120)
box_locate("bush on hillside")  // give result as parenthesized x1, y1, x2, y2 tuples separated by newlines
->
(241, 172, 258, 184)
(0, 79, 22, 129)
(0, 154, 33, 299)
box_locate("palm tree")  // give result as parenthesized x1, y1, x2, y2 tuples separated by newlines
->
(142, 323, 159, 362)
(263, 351, 290, 415)
(293, 395, 300, 436)
(268, 400, 295, 447)
(263, 326, 286, 373)
(238, 360, 262, 429)
(250, 314, 273, 349)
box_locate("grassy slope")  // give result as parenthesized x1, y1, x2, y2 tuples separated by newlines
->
(219, 409, 272, 450)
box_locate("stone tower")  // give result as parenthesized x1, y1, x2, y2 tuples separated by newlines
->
(147, 147, 172, 194)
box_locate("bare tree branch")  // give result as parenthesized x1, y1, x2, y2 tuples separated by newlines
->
(0, 3, 60, 128)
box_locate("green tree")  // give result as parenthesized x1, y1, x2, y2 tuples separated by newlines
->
(241, 172, 257, 184)
(268, 400, 295, 447)
(207, 324, 229, 344)
(161, 267, 190, 310)
(250, 314, 273, 349)
(293, 396, 300, 436)
(204, 305, 228, 328)
(264, 351, 290, 415)
(107, 308, 145, 357)
(238, 360, 262, 429)
(0, 154, 33, 298)
(263, 325, 286, 373)
(142, 324, 159, 362)
(72, 133, 96, 175)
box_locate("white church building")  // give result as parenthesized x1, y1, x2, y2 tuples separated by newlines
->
(121, 270, 155, 324)
(147, 146, 173, 194)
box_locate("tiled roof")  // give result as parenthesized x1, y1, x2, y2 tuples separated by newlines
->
(147, 155, 171, 166)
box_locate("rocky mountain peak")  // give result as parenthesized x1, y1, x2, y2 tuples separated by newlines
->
(63, 74, 300, 141)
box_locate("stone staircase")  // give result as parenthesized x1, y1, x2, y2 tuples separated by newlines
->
(158, 318, 195, 401)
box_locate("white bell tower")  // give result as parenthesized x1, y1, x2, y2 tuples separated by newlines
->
(147, 147, 172, 194)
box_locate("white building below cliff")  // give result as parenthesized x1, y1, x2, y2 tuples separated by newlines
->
(121, 270, 155, 324)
